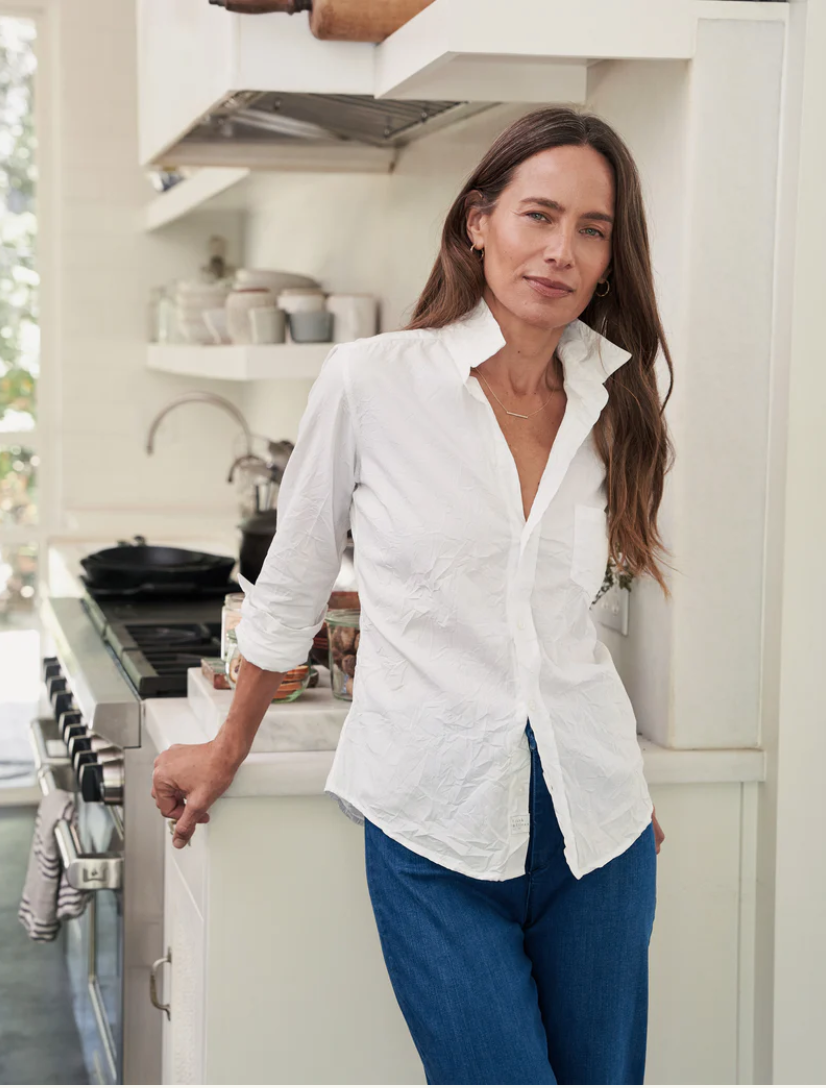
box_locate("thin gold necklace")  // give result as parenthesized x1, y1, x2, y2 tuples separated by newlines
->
(471, 355, 563, 420)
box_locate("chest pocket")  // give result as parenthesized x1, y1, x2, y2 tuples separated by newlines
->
(570, 503, 610, 601)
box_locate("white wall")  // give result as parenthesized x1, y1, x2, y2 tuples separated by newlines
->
(770, 1, 826, 1083)
(42, 0, 250, 540)
(589, 20, 785, 753)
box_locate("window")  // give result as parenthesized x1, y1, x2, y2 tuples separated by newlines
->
(0, 15, 38, 790)
(0, 15, 37, 622)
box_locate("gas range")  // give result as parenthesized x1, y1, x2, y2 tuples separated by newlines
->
(81, 582, 231, 698)
(37, 573, 238, 1084)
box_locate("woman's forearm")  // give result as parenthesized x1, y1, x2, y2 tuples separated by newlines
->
(213, 656, 287, 769)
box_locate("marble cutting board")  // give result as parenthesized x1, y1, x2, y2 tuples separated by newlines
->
(186, 667, 351, 752)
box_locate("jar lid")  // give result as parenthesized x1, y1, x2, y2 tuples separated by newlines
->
(224, 592, 245, 606)
(325, 608, 360, 626)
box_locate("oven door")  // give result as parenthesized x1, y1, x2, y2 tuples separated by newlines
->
(83, 802, 124, 1084)
(30, 717, 125, 1085)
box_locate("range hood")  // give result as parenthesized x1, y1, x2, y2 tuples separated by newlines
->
(167, 90, 494, 167)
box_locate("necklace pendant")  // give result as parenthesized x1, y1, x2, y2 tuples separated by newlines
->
(506, 410, 529, 419)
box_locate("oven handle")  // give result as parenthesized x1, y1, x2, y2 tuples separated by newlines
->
(36, 761, 124, 892)
(149, 948, 172, 1020)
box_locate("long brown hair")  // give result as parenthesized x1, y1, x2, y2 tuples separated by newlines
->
(407, 107, 676, 597)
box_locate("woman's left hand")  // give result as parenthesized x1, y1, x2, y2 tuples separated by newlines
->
(652, 805, 665, 854)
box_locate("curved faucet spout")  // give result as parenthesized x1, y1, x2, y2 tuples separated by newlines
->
(145, 393, 253, 456)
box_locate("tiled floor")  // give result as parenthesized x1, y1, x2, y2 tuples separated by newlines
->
(0, 806, 88, 1084)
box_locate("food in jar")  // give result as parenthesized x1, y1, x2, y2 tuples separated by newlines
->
(326, 608, 360, 701)
(221, 592, 245, 661)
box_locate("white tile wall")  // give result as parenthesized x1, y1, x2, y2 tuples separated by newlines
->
(46, 1, 248, 538)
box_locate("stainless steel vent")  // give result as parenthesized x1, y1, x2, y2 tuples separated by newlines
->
(182, 91, 493, 152)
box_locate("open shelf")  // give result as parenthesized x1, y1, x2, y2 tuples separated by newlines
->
(147, 342, 332, 381)
(145, 168, 251, 231)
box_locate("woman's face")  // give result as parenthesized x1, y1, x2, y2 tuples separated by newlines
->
(466, 144, 615, 331)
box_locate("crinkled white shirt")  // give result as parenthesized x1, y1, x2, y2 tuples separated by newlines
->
(236, 299, 654, 881)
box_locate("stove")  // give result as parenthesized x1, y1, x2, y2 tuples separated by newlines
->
(80, 579, 234, 698)
(37, 567, 240, 1084)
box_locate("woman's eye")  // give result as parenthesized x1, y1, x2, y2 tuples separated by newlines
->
(582, 227, 605, 238)
(526, 211, 547, 222)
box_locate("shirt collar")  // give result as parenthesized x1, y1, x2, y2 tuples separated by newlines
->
(441, 297, 633, 390)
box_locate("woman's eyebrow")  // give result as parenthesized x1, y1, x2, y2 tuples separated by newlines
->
(518, 197, 614, 225)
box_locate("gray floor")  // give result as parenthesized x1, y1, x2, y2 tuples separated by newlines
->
(0, 805, 88, 1085)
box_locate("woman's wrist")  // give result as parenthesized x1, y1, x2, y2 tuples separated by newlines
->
(210, 725, 251, 774)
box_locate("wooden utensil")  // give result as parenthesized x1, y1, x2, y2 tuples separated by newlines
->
(208, 0, 434, 41)
(309, 0, 434, 41)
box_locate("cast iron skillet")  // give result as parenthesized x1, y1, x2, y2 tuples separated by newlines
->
(81, 536, 236, 590)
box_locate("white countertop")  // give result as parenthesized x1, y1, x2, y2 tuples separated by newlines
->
(146, 691, 767, 798)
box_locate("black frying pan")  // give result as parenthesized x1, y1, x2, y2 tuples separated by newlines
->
(81, 539, 236, 591)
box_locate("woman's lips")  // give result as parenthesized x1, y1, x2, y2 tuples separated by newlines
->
(525, 277, 574, 299)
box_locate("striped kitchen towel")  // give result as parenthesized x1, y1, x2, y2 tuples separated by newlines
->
(18, 789, 91, 942)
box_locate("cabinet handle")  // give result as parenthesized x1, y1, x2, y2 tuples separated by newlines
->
(149, 948, 172, 1020)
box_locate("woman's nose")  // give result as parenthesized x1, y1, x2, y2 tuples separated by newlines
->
(542, 224, 576, 265)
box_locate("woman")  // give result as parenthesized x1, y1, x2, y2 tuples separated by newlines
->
(152, 106, 674, 1086)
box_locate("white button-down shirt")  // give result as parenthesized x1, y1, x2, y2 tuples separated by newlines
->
(236, 299, 654, 881)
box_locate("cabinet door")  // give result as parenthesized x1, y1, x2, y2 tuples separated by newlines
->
(162, 849, 206, 1085)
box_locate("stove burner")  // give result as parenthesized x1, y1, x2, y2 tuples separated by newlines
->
(125, 624, 215, 647)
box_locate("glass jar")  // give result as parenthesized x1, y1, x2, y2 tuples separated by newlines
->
(221, 592, 245, 661)
(225, 641, 313, 703)
(326, 608, 360, 701)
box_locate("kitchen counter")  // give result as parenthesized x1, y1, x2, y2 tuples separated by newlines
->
(147, 680, 766, 795)
(49, 537, 766, 790)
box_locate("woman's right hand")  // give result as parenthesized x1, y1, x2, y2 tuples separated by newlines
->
(151, 739, 241, 849)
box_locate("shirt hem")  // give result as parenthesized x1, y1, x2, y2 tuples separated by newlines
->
(566, 803, 655, 880)
(324, 787, 527, 883)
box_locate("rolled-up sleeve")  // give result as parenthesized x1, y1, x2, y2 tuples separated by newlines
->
(234, 344, 359, 672)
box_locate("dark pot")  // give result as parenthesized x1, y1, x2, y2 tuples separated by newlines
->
(238, 510, 278, 583)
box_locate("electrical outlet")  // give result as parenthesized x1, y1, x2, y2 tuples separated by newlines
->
(592, 583, 630, 635)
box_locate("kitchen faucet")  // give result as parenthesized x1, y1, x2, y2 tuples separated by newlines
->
(145, 392, 253, 456)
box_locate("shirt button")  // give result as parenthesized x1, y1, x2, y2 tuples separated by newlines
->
(517, 619, 525, 631)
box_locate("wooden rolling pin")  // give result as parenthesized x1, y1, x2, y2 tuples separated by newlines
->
(209, 0, 435, 42)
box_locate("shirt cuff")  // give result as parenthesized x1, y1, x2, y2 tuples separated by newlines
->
(234, 573, 317, 674)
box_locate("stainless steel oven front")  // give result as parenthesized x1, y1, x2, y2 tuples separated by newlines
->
(36, 595, 166, 1085)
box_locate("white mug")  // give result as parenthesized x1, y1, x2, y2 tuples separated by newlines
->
(249, 307, 286, 345)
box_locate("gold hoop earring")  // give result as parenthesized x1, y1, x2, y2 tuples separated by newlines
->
(469, 243, 484, 259)
(595, 279, 611, 297)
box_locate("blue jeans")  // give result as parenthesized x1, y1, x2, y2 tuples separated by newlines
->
(364, 720, 657, 1085)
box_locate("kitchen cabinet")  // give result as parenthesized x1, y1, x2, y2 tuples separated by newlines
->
(152, 729, 427, 1084)
(162, 848, 207, 1085)
(146, 696, 764, 1084)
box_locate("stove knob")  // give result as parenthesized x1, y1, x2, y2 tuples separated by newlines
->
(79, 762, 103, 803)
(47, 676, 67, 703)
(54, 692, 76, 720)
(67, 731, 92, 760)
(100, 760, 124, 806)
(74, 748, 98, 777)
(73, 741, 121, 775)
(42, 657, 61, 682)
(59, 710, 83, 740)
